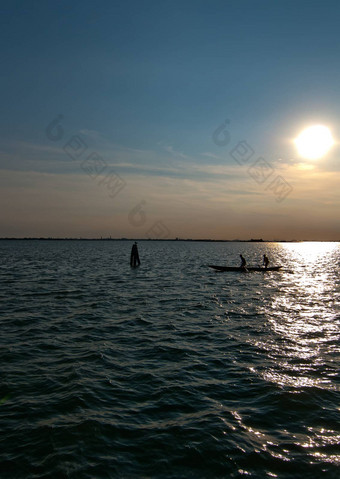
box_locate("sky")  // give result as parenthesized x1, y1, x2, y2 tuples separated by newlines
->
(1, 0, 339, 240)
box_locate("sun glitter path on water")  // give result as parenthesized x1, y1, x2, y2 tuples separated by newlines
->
(295, 125, 334, 160)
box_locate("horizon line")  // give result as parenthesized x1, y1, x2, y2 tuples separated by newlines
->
(0, 237, 338, 243)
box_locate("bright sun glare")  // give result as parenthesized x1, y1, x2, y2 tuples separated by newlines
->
(295, 125, 334, 160)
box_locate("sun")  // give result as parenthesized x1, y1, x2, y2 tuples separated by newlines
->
(294, 125, 334, 160)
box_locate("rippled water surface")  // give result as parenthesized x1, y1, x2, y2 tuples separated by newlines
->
(1, 240, 339, 478)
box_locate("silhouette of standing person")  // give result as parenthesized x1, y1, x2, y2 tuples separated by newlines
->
(240, 254, 246, 269)
(263, 254, 269, 269)
(130, 242, 140, 267)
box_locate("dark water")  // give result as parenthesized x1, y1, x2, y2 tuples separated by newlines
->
(0, 240, 339, 478)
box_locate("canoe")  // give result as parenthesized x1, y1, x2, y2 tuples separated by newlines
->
(208, 265, 282, 272)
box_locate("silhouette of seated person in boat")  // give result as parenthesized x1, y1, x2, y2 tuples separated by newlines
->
(263, 254, 269, 269)
(130, 242, 141, 267)
(240, 254, 247, 269)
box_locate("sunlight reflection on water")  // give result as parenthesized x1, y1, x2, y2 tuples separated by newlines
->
(254, 242, 339, 391)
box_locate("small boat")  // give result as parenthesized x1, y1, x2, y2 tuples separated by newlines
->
(208, 265, 282, 272)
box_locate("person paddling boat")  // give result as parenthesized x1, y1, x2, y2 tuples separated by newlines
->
(240, 254, 247, 269)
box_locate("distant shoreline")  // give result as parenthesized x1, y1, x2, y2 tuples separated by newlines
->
(0, 238, 338, 243)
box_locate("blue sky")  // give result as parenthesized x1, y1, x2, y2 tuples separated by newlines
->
(1, 0, 339, 239)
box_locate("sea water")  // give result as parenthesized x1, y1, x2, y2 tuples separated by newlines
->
(0, 240, 339, 478)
